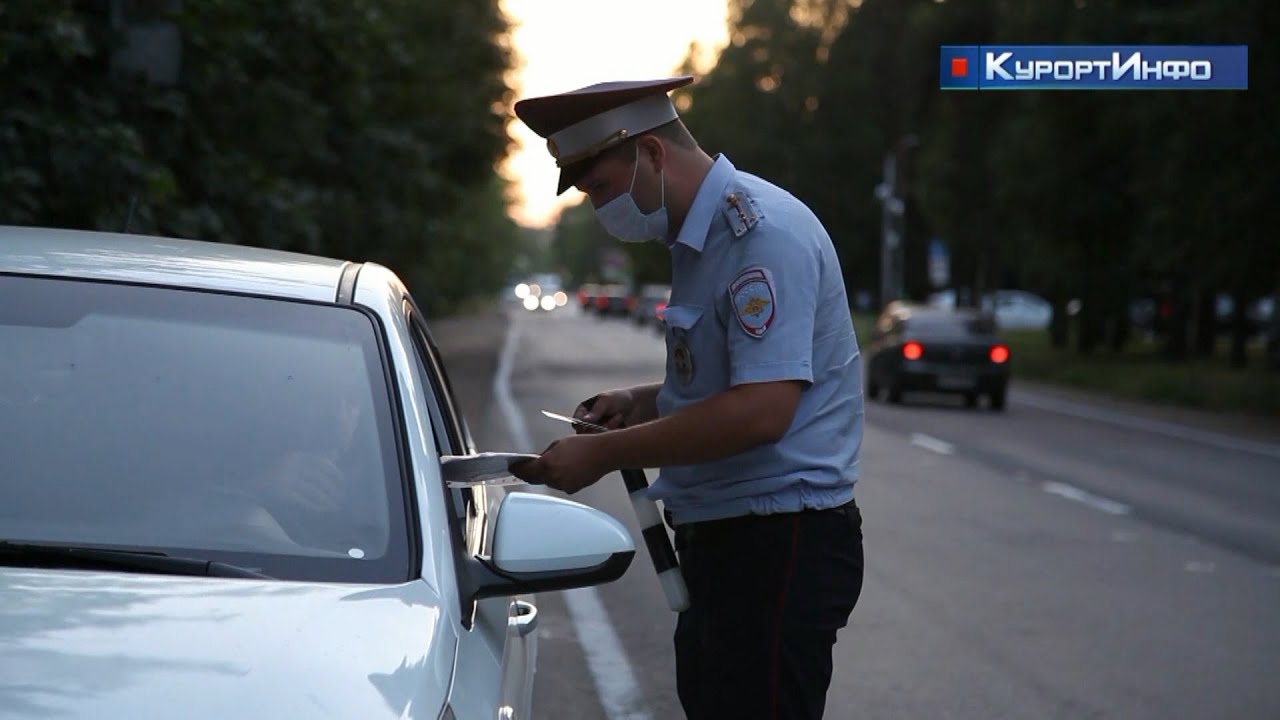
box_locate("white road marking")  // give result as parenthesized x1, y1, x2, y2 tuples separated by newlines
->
(1042, 481, 1131, 516)
(494, 313, 531, 456)
(493, 311, 652, 720)
(562, 588, 652, 720)
(1014, 390, 1280, 461)
(909, 433, 955, 456)
(1183, 561, 1216, 574)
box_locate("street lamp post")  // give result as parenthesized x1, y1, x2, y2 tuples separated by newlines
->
(874, 135, 918, 309)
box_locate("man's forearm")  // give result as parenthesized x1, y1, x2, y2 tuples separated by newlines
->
(625, 382, 663, 424)
(596, 381, 801, 470)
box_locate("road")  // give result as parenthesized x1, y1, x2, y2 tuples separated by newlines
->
(435, 305, 1280, 720)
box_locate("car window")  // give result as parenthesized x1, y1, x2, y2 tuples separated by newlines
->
(403, 301, 485, 557)
(405, 302, 470, 454)
(0, 274, 410, 583)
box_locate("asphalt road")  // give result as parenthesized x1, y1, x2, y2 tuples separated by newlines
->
(433, 305, 1280, 720)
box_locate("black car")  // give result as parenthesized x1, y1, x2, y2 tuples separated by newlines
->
(865, 304, 1011, 409)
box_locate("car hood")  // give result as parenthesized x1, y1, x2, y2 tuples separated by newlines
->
(0, 567, 456, 719)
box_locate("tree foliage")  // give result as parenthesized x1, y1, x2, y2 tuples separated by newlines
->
(670, 0, 1277, 365)
(0, 0, 517, 315)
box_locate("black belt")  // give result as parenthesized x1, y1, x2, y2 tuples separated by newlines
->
(671, 499, 858, 550)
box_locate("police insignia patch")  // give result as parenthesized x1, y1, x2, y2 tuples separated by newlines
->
(729, 266, 775, 338)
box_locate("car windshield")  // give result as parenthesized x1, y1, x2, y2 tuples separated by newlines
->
(0, 274, 409, 583)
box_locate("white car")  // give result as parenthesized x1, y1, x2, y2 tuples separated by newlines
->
(927, 288, 1052, 331)
(0, 227, 635, 719)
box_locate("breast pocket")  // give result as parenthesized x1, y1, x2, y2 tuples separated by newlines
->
(663, 304, 710, 392)
(663, 304, 704, 334)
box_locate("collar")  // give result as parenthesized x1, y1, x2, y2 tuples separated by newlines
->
(669, 154, 736, 253)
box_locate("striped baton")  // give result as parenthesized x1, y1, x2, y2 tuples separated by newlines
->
(619, 466, 690, 613)
(540, 408, 690, 613)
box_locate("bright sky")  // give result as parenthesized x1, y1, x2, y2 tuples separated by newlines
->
(499, 0, 731, 228)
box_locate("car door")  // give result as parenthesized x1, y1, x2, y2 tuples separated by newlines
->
(406, 304, 537, 720)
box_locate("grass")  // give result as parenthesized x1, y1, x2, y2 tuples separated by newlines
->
(852, 313, 1280, 418)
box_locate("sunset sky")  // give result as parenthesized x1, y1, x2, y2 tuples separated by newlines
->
(498, 0, 731, 228)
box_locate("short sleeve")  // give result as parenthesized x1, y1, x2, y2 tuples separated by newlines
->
(725, 225, 820, 387)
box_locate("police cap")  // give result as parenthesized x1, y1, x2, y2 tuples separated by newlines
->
(514, 76, 694, 195)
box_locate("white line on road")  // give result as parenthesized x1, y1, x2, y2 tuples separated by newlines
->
(1042, 481, 1131, 516)
(494, 313, 531, 455)
(562, 588, 652, 720)
(493, 311, 652, 720)
(1014, 391, 1280, 461)
(909, 433, 956, 456)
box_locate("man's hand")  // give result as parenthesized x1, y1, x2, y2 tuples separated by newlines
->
(510, 434, 613, 494)
(576, 388, 637, 430)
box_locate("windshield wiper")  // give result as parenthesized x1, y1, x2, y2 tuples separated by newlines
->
(0, 541, 272, 579)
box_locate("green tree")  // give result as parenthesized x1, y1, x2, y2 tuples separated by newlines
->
(1, 0, 518, 314)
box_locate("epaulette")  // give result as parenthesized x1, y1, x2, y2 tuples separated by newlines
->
(722, 190, 763, 238)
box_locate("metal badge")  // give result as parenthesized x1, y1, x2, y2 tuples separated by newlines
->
(673, 336, 695, 384)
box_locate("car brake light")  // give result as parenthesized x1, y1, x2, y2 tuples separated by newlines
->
(596, 296, 608, 309)
(655, 301, 667, 320)
(990, 345, 1010, 363)
(903, 342, 923, 360)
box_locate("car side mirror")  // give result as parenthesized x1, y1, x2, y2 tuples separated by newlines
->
(463, 492, 635, 603)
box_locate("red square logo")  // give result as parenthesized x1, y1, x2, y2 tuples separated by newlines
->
(951, 57, 968, 77)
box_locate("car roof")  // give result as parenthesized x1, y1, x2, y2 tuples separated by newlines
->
(0, 226, 347, 303)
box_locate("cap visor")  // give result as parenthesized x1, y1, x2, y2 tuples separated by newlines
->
(556, 164, 589, 196)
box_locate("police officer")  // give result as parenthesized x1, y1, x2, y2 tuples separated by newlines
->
(510, 76, 865, 720)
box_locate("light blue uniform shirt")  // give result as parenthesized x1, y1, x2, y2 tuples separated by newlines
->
(648, 155, 865, 524)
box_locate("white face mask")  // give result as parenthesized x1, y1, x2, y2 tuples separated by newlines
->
(593, 145, 668, 243)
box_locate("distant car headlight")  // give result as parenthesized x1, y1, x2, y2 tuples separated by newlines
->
(529, 283, 542, 298)
(523, 296, 539, 311)
(541, 295, 556, 311)
(554, 291, 568, 307)
(514, 283, 530, 300)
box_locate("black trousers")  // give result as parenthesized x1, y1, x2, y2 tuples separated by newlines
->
(672, 500, 864, 720)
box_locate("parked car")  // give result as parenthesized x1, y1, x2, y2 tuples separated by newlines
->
(927, 288, 1051, 331)
(577, 283, 602, 312)
(593, 283, 631, 317)
(987, 290, 1052, 331)
(865, 303, 1011, 409)
(631, 284, 671, 329)
(0, 227, 635, 719)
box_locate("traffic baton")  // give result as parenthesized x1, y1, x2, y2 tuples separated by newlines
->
(619, 466, 690, 613)
(540, 409, 690, 613)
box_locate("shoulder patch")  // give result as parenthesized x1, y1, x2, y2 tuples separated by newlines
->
(728, 266, 776, 338)
(721, 191, 763, 238)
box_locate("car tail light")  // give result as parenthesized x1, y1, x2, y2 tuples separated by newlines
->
(990, 344, 1010, 363)
(596, 296, 608, 309)
(655, 301, 667, 320)
(577, 290, 587, 305)
(903, 342, 923, 360)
